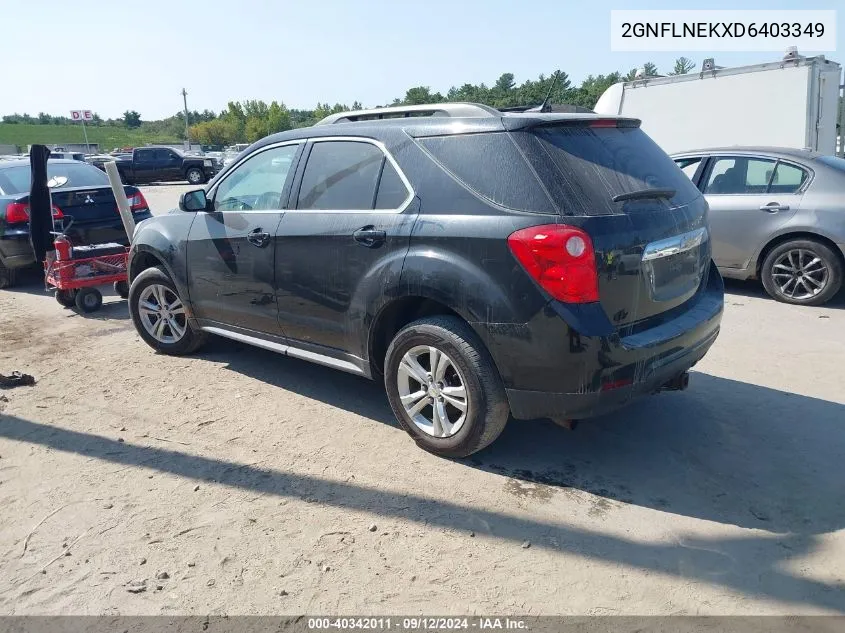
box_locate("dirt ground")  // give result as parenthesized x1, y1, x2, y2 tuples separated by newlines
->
(1, 183, 844, 615)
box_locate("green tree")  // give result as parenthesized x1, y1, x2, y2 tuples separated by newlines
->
(37, 112, 51, 125)
(669, 57, 695, 75)
(642, 62, 659, 76)
(570, 73, 622, 109)
(123, 110, 142, 128)
(191, 118, 241, 145)
(403, 86, 444, 105)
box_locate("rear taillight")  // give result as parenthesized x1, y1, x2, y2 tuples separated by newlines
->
(126, 191, 148, 212)
(507, 224, 599, 304)
(5, 202, 63, 223)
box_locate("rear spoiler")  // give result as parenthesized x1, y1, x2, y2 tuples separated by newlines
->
(500, 116, 641, 131)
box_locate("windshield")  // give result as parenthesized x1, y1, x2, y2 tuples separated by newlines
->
(0, 161, 110, 195)
(512, 124, 702, 216)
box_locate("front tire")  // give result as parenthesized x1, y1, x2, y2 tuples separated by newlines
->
(128, 266, 206, 355)
(761, 239, 842, 306)
(384, 315, 509, 458)
(185, 168, 204, 185)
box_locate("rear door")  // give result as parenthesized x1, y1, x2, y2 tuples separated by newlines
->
(274, 138, 417, 359)
(511, 122, 712, 328)
(700, 156, 804, 269)
(186, 142, 303, 334)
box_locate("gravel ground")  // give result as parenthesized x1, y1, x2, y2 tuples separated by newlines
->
(0, 183, 843, 615)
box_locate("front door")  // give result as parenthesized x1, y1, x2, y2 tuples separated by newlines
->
(702, 156, 804, 269)
(274, 138, 417, 361)
(186, 142, 303, 334)
(158, 149, 183, 180)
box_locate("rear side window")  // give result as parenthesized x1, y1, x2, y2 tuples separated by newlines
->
(416, 133, 555, 213)
(135, 150, 154, 162)
(375, 162, 409, 209)
(297, 141, 384, 210)
(512, 125, 702, 216)
(771, 163, 808, 194)
(674, 157, 702, 180)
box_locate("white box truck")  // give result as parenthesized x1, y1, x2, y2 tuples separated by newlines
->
(594, 53, 843, 156)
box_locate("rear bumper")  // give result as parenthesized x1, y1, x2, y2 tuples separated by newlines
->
(475, 264, 724, 421)
(506, 324, 718, 420)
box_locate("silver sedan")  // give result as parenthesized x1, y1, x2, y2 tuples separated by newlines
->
(672, 147, 845, 306)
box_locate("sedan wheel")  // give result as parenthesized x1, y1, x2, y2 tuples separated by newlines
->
(762, 239, 843, 306)
(770, 248, 828, 301)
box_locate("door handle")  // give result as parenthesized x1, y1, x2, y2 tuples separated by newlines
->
(247, 228, 271, 248)
(759, 202, 789, 213)
(353, 225, 386, 248)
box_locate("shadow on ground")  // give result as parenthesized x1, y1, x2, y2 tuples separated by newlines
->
(198, 337, 845, 538)
(723, 278, 845, 310)
(1, 384, 844, 610)
(4, 266, 129, 320)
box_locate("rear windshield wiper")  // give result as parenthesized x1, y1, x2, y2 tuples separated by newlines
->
(612, 188, 676, 203)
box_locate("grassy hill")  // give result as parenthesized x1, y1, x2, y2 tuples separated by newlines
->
(0, 123, 180, 151)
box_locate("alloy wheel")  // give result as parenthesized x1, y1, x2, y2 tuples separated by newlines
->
(138, 284, 187, 344)
(771, 248, 829, 301)
(396, 345, 469, 438)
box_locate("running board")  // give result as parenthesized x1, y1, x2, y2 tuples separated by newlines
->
(200, 326, 365, 376)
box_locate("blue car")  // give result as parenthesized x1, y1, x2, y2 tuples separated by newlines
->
(0, 159, 153, 288)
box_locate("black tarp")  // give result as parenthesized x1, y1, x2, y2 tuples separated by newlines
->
(28, 145, 53, 262)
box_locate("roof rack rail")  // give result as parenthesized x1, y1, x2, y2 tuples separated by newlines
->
(315, 102, 500, 125)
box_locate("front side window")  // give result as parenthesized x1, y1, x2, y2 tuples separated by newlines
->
(297, 141, 385, 211)
(704, 157, 776, 194)
(213, 144, 299, 212)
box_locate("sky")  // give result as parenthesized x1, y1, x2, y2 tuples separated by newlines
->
(2, 0, 842, 120)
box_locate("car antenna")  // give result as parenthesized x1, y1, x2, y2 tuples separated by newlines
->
(526, 71, 560, 113)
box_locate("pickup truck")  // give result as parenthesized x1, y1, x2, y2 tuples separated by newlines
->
(115, 146, 217, 185)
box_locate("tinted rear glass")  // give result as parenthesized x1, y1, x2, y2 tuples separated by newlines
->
(512, 125, 702, 216)
(416, 133, 555, 214)
(0, 161, 110, 195)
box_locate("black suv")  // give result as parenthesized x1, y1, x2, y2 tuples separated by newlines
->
(127, 103, 724, 457)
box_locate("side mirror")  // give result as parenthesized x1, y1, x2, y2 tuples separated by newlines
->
(179, 189, 208, 212)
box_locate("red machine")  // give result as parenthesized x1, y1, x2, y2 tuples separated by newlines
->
(44, 232, 130, 313)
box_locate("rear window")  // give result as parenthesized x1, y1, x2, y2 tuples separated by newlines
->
(0, 162, 110, 195)
(416, 133, 556, 214)
(817, 155, 845, 172)
(512, 125, 702, 216)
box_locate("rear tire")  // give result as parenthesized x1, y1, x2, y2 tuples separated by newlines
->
(186, 168, 204, 185)
(0, 261, 16, 290)
(75, 287, 103, 313)
(761, 239, 842, 306)
(114, 280, 130, 299)
(384, 315, 509, 458)
(128, 266, 206, 355)
(55, 289, 77, 308)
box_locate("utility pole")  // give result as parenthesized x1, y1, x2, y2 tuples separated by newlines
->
(181, 88, 191, 150)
